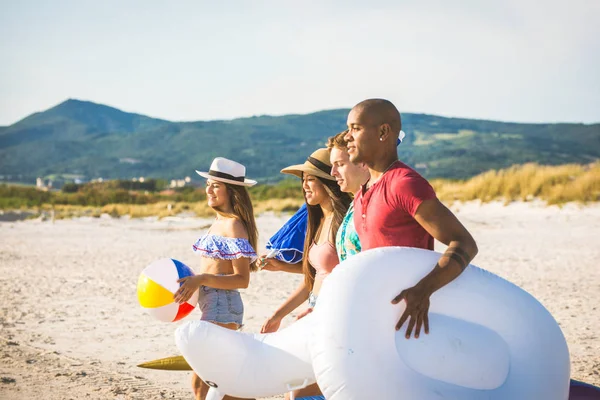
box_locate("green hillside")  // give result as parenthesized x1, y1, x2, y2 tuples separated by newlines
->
(1, 99, 598, 184)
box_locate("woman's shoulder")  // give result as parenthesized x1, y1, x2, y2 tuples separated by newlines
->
(219, 218, 249, 240)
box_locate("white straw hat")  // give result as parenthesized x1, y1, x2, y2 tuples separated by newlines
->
(195, 157, 257, 187)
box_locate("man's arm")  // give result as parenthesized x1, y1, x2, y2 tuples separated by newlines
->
(413, 197, 478, 292)
(392, 198, 478, 338)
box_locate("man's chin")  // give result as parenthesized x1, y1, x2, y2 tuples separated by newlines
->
(349, 154, 361, 164)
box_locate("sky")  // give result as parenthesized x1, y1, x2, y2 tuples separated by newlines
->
(1, 0, 599, 126)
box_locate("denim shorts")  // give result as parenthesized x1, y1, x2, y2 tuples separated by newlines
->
(197, 286, 244, 327)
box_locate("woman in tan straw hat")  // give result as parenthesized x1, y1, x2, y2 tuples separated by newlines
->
(174, 157, 258, 400)
(259, 148, 352, 400)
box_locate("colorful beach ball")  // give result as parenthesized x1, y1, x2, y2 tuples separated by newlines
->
(137, 258, 199, 322)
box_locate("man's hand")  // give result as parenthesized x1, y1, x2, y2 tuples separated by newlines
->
(392, 285, 431, 339)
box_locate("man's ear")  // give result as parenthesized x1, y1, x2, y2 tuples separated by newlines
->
(379, 123, 391, 141)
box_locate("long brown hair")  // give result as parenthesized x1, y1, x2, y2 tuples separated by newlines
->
(302, 176, 352, 290)
(213, 183, 259, 272)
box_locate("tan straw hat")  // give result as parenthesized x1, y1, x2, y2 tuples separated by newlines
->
(281, 148, 335, 181)
(195, 157, 257, 187)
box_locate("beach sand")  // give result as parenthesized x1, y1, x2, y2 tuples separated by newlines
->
(1, 201, 599, 399)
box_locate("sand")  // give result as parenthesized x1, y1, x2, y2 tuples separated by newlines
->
(1, 201, 599, 399)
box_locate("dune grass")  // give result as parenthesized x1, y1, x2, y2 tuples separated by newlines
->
(96, 199, 305, 219)
(31, 199, 305, 220)
(431, 162, 600, 205)
(4, 162, 598, 219)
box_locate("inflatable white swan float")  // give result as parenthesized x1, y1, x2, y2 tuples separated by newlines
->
(175, 247, 571, 400)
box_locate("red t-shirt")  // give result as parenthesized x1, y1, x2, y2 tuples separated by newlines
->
(354, 161, 437, 250)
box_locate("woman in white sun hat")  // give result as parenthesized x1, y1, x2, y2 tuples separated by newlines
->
(174, 157, 258, 400)
(260, 147, 352, 400)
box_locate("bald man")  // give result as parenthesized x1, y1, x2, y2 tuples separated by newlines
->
(344, 99, 479, 339)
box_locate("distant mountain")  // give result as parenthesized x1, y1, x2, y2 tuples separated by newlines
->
(1, 99, 599, 183)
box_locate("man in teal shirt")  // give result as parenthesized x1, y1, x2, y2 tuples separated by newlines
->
(327, 131, 370, 261)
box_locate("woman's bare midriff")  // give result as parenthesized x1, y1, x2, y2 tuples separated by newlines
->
(198, 257, 235, 276)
